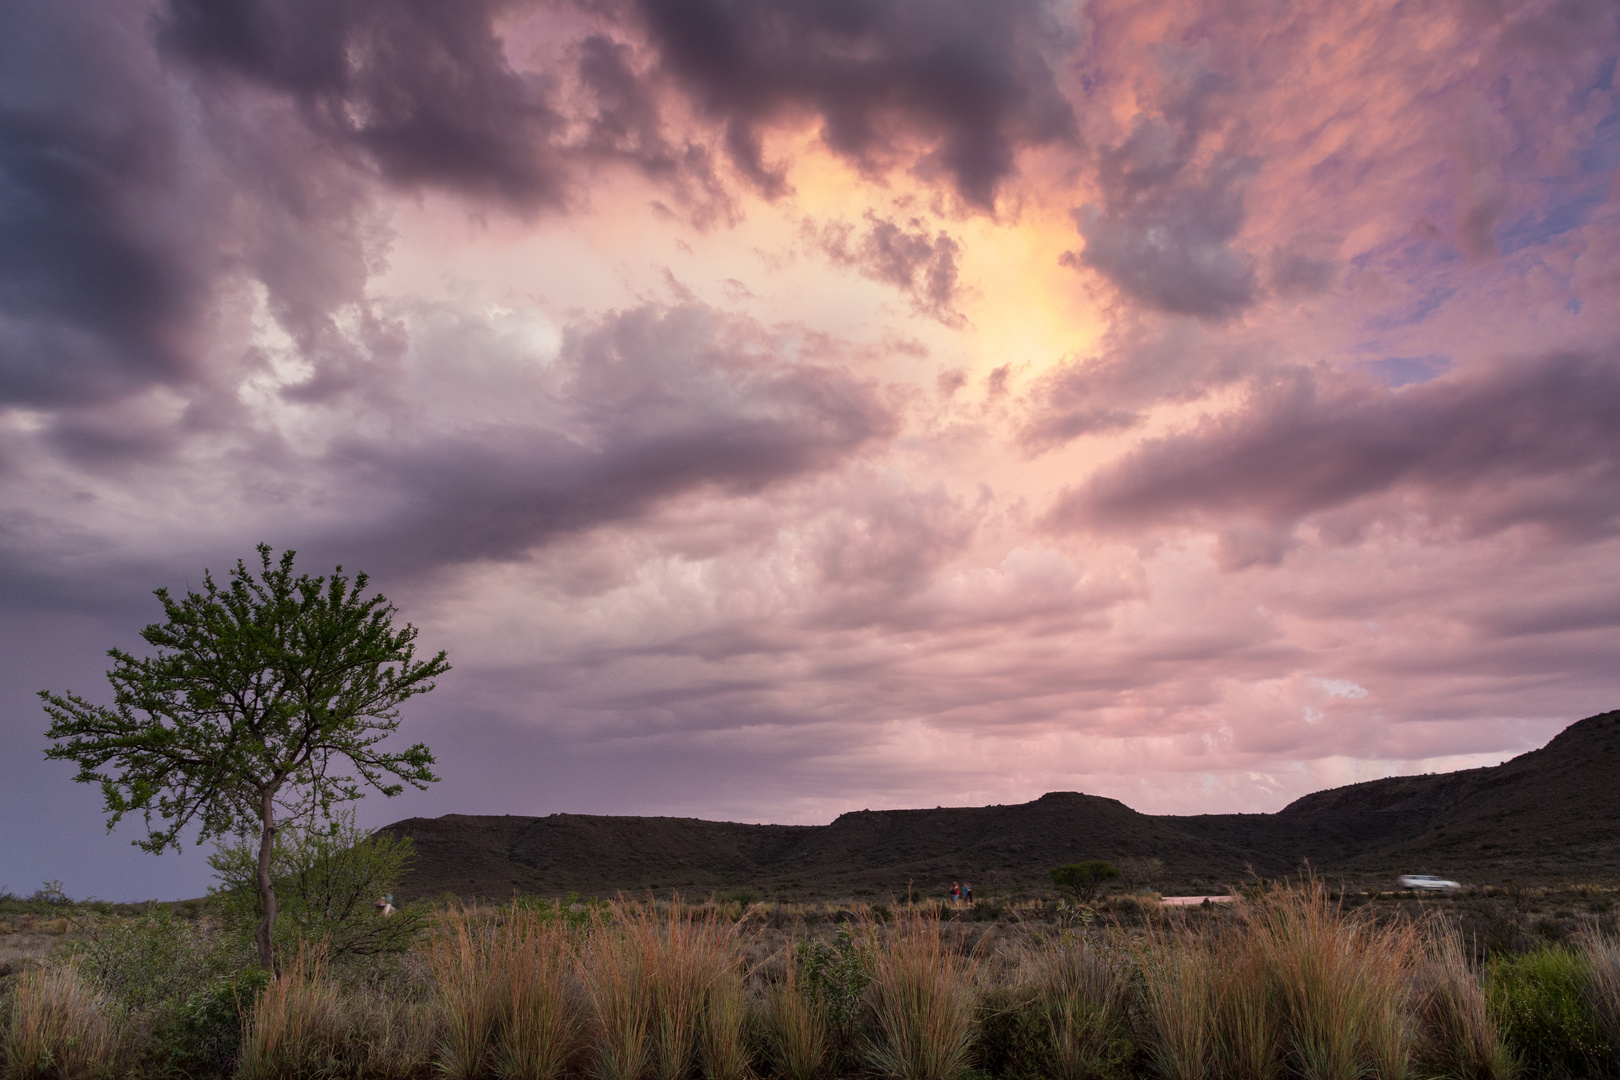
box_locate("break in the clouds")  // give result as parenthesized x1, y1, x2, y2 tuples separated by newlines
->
(2, 0, 1618, 900)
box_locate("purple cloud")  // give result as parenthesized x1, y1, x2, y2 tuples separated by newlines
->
(1048, 348, 1620, 546)
(631, 0, 1077, 206)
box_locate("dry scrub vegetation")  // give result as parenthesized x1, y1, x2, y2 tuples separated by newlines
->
(5, 881, 1620, 1079)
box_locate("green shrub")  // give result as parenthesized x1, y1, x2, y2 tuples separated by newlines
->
(67, 911, 259, 1077)
(974, 991, 1132, 1080)
(1050, 864, 1121, 906)
(798, 923, 877, 1038)
(74, 909, 247, 1015)
(145, 967, 272, 1077)
(1489, 946, 1611, 1078)
(208, 811, 426, 962)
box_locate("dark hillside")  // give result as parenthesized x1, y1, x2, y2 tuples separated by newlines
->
(383, 709, 1620, 901)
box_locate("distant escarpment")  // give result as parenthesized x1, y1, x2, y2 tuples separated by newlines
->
(381, 710, 1620, 901)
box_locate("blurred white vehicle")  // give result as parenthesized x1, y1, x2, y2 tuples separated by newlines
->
(1398, 874, 1460, 891)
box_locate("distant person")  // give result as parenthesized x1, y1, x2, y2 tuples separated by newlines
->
(951, 881, 961, 904)
(374, 894, 396, 917)
(964, 883, 973, 903)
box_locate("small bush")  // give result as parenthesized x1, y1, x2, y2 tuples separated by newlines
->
(74, 908, 246, 1015)
(69, 907, 254, 1077)
(976, 938, 1131, 1080)
(209, 812, 426, 963)
(146, 966, 271, 1077)
(1050, 864, 1121, 906)
(761, 939, 829, 1080)
(798, 923, 876, 1040)
(1490, 945, 1610, 1078)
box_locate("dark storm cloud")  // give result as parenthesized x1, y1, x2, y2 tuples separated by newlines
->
(812, 213, 964, 324)
(1047, 349, 1620, 544)
(631, 0, 1077, 207)
(0, 1, 206, 408)
(158, 0, 571, 208)
(322, 303, 896, 572)
(1068, 117, 1259, 319)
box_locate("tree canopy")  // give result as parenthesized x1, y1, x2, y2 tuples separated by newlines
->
(1050, 860, 1122, 904)
(42, 545, 448, 969)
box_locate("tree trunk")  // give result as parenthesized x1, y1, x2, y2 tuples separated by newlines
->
(255, 788, 278, 974)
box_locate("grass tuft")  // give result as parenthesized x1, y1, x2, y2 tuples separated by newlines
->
(2, 959, 126, 1080)
(236, 942, 345, 1080)
(865, 910, 978, 1080)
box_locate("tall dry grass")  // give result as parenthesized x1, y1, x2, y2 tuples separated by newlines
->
(1139, 929, 1216, 1080)
(761, 937, 829, 1080)
(425, 905, 506, 1079)
(427, 902, 585, 1080)
(2, 959, 125, 1080)
(1239, 880, 1422, 1080)
(1584, 929, 1620, 1056)
(576, 900, 752, 1080)
(348, 995, 439, 1080)
(0, 888, 1553, 1080)
(625, 901, 753, 1080)
(1128, 881, 1435, 1080)
(496, 906, 582, 1080)
(1209, 927, 1279, 1080)
(865, 910, 978, 1080)
(580, 919, 650, 1080)
(1033, 936, 1129, 1080)
(1411, 927, 1512, 1080)
(237, 942, 345, 1080)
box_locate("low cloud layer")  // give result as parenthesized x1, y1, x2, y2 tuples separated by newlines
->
(2, 0, 1618, 901)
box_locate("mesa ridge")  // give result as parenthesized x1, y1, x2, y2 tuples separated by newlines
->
(380, 709, 1620, 900)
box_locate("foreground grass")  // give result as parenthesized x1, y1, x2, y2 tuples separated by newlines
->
(4, 883, 1620, 1079)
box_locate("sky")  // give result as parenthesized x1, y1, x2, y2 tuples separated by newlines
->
(2, 0, 1618, 902)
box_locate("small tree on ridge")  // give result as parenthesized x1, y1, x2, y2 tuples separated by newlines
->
(1051, 860, 1122, 905)
(41, 545, 448, 972)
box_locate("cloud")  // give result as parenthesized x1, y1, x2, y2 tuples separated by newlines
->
(811, 213, 964, 324)
(158, 0, 572, 209)
(309, 302, 898, 573)
(1046, 348, 1620, 548)
(1268, 233, 1341, 297)
(630, 0, 1077, 207)
(1016, 320, 1259, 452)
(0, 2, 208, 407)
(1068, 118, 1258, 319)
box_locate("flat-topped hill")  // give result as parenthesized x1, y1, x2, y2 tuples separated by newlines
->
(381, 709, 1620, 900)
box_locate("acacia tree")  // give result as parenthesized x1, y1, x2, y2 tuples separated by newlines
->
(1051, 860, 1122, 905)
(41, 545, 449, 972)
